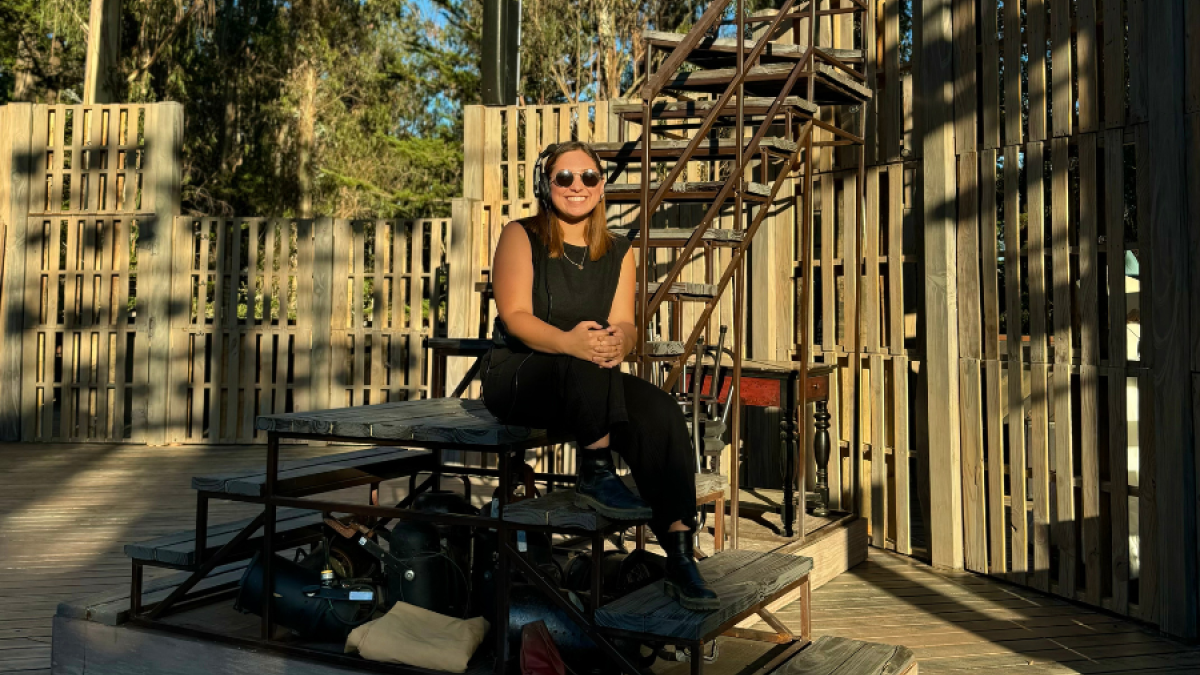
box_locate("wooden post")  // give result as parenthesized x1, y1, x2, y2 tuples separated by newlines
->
(447, 198, 481, 383)
(83, 0, 121, 104)
(0, 104, 34, 441)
(1146, 0, 1197, 640)
(311, 217, 335, 414)
(142, 103, 183, 445)
(919, 0, 964, 569)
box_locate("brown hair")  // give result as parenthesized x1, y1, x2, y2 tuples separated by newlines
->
(528, 141, 613, 261)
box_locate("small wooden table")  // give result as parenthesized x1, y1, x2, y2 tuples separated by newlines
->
(701, 360, 837, 539)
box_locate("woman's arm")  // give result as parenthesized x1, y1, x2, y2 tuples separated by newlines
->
(597, 247, 638, 368)
(493, 221, 605, 358)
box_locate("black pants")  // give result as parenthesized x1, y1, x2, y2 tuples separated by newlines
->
(482, 349, 698, 537)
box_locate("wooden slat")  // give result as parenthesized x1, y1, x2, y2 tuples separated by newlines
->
(1002, 0, 1022, 146)
(1127, 0, 1148, 124)
(1104, 128, 1130, 615)
(1026, 142, 1051, 593)
(981, 0, 1001, 150)
(981, 150, 1000, 362)
(1027, 0, 1048, 141)
(886, 362, 907, 557)
(863, 167, 880, 352)
(1050, 0, 1073, 137)
(957, 152, 986, 574)
(224, 219, 243, 440)
(771, 635, 915, 675)
(821, 176, 835, 351)
(952, 0, 977, 154)
(882, 0, 902, 160)
(982, 150, 1005, 574)
(869, 355, 886, 548)
(887, 165, 904, 355)
(1102, 0, 1126, 128)
(1003, 144, 1026, 579)
(1051, 136, 1076, 598)
(1077, 134, 1102, 607)
(1076, 0, 1100, 133)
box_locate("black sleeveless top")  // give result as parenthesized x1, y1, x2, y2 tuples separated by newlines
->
(492, 220, 631, 351)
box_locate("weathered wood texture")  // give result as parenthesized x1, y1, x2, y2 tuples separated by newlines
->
(770, 635, 915, 675)
(596, 551, 813, 640)
(123, 508, 322, 567)
(191, 446, 433, 496)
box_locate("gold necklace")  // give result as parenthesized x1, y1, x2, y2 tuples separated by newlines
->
(562, 246, 586, 270)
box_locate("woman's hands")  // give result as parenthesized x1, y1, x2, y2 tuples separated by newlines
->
(561, 321, 628, 367)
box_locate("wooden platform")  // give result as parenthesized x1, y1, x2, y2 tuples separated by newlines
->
(0, 442, 1194, 674)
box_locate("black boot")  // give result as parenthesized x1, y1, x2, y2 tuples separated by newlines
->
(661, 530, 720, 611)
(574, 448, 653, 520)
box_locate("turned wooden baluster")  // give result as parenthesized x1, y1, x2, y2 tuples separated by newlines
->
(812, 400, 832, 517)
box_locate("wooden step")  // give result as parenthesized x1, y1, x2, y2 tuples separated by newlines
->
(644, 281, 719, 302)
(643, 340, 687, 358)
(124, 507, 323, 568)
(611, 96, 818, 123)
(610, 226, 746, 246)
(644, 29, 867, 69)
(593, 136, 797, 162)
(662, 62, 872, 105)
(58, 561, 250, 626)
(192, 446, 434, 497)
(605, 180, 771, 203)
(769, 636, 917, 675)
(502, 474, 725, 531)
(595, 550, 813, 641)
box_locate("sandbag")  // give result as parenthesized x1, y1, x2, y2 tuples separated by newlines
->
(345, 601, 489, 672)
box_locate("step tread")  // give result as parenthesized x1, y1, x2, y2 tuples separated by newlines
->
(611, 96, 818, 119)
(664, 63, 872, 104)
(605, 180, 770, 202)
(123, 507, 323, 567)
(770, 636, 916, 675)
(192, 446, 433, 497)
(609, 227, 746, 244)
(595, 550, 813, 641)
(58, 561, 251, 626)
(502, 474, 727, 530)
(645, 340, 687, 357)
(643, 30, 867, 65)
(593, 136, 797, 160)
(645, 281, 719, 300)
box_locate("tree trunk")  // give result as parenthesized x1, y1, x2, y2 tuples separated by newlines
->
(13, 37, 36, 102)
(296, 61, 317, 218)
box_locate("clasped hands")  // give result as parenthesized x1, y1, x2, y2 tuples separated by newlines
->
(565, 321, 628, 368)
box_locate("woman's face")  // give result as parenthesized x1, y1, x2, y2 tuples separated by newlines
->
(548, 150, 604, 223)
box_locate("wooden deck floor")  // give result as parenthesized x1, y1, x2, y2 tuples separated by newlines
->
(2, 442, 1195, 674)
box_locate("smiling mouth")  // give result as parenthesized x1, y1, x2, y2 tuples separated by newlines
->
(566, 196, 587, 202)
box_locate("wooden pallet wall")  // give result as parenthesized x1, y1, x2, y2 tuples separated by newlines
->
(862, 0, 1200, 637)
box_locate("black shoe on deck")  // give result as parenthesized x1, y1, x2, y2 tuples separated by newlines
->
(573, 448, 654, 521)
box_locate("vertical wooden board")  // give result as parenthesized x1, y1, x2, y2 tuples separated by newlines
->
(1027, 142, 1048, 364)
(985, 359, 1007, 574)
(1189, 2, 1200, 113)
(1078, 137, 1100, 368)
(483, 107, 504, 259)
(864, 167, 880, 352)
(224, 220, 243, 440)
(410, 221, 425, 395)
(0, 105, 33, 441)
(981, 151, 1001, 361)
(165, 216, 191, 441)
(1077, 134, 1104, 606)
(330, 219, 350, 405)
(1187, 114, 1200, 374)
(1147, 0, 1197, 640)
(1079, 364, 1102, 606)
(1004, 145, 1027, 577)
(960, 358, 987, 572)
(1127, 0, 1148, 124)
(1076, 0, 1100, 133)
(821, 176, 835, 351)
(826, 359, 843, 511)
(208, 219, 228, 432)
(870, 354, 887, 548)
(192, 220, 211, 438)
(1107, 369, 1131, 614)
(240, 220, 259, 435)
(1029, 363, 1052, 592)
(893, 355, 911, 555)
(1050, 137, 1075, 599)
(1050, 0, 1073, 137)
(842, 173, 860, 358)
(1102, 0, 1126, 128)
(463, 106, 484, 201)
(1003, 0, 1023, 146)
(1027, 0, 1049, 142)
(887, 165, 904, 356)
(953, 0, 977, 154)
(1138, 373, 1158, 624)
(882, 0, 902, 160)
(352, 225, 367, 400)
(981, 0, 1001, 150)
(957, 154, 981, 360)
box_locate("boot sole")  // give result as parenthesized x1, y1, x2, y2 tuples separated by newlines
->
(573, 491, 653, 521)
(664, 580, 721, 611)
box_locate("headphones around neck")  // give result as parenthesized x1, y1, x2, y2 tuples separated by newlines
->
(532, 143, 559, 210)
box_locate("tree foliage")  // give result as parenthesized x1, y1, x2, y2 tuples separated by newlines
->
(0, 0, 768, 217)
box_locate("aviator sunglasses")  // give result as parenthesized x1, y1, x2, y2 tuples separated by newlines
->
(551, 168, 604, 189)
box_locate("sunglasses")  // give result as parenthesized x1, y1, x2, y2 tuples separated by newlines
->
(551, 169, 604, 189)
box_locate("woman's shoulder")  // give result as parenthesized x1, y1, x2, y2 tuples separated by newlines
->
(609, 233, 633, 260)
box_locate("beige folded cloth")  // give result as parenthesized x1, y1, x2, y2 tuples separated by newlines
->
(345, 602, 490, 672)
